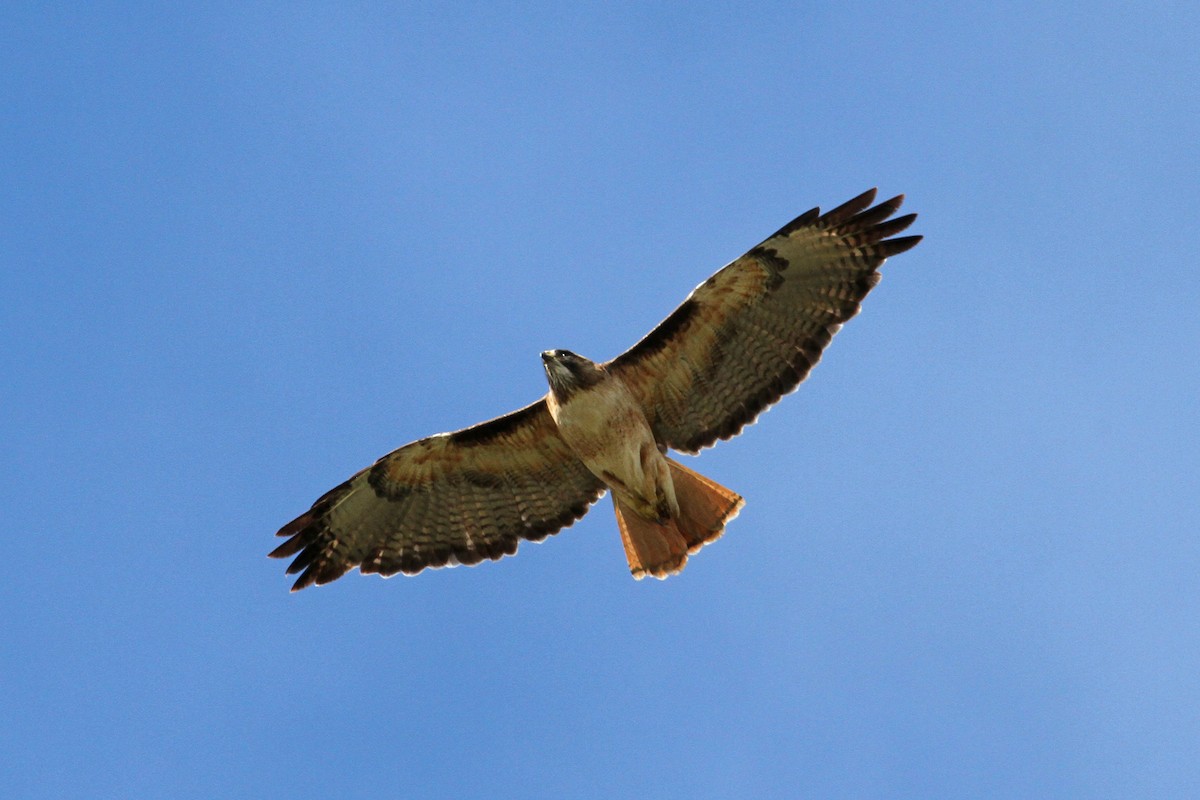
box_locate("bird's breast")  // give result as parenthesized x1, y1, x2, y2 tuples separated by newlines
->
(547, 374, 659, 487)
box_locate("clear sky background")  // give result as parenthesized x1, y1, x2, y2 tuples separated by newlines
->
(3, 3, 1198, 798)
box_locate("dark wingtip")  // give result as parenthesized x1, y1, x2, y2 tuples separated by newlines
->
(269, 513, 320, 560)
(879, 234, 923, 257)
(268, 539, 299, 559)
(873, 212, 918, 239)
(275, 515, 307, 539)
(290, 568, 318, 592)
(819, 188, 878, 226)
(769, 205, 821, 238)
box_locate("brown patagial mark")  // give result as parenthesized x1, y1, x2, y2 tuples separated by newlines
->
(271, 189, 922, 590)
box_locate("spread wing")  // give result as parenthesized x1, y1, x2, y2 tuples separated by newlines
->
(270, 399, 607, 590)
(607, 188, 921, 454)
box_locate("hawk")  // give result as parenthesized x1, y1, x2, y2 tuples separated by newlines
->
(271, 189, 921, 590)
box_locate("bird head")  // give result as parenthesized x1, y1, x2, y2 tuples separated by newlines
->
(541, 349, 603, 399)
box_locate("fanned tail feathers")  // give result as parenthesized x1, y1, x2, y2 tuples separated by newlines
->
(613, 457, 744, 580)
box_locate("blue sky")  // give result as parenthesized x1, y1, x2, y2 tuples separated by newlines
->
(3, 3, 1198, 797)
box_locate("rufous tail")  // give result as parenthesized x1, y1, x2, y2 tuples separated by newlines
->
(612, 457, 745, 580)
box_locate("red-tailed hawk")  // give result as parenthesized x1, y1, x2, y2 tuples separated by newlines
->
(271, 189, 921, 590)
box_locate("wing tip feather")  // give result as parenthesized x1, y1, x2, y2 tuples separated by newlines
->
(879, 234, 923, 257)
(874, 212, 917, 239)
(769, 205, 821, 238)
(819, 188, 879, 226)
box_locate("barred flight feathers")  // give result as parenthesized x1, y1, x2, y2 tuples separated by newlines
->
(271, 189, 920, 589)
(271, 400, 606, 591)
(607, 189, 920, 454)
